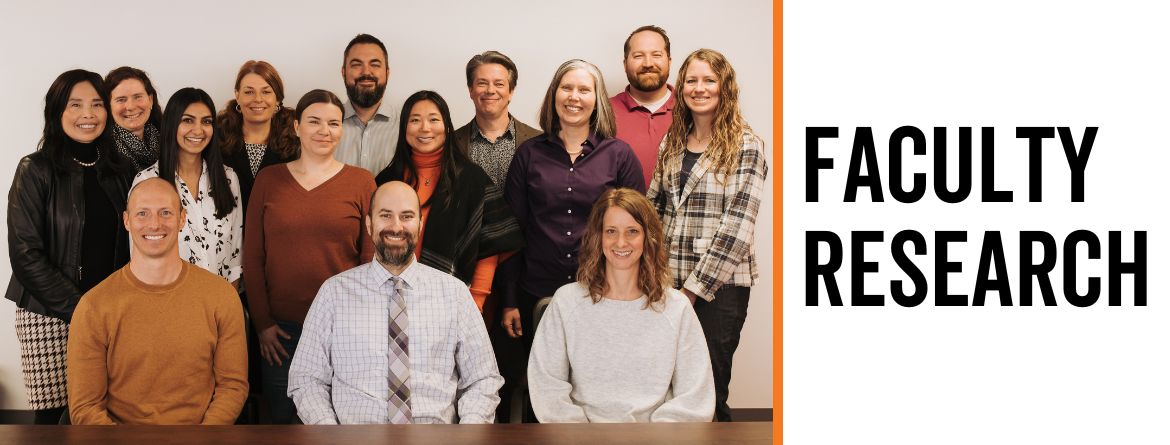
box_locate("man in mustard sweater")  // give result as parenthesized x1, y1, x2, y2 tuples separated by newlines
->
(67, 178, 248, 425)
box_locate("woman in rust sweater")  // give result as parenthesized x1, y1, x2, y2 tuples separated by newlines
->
(243, 89, 375, 424)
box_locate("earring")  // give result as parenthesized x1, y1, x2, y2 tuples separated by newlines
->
(235, 103, 241, 112)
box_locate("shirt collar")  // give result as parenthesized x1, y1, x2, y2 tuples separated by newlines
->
(537, 131, 602, 157)
(618, 84, 675, 113)
(344, 100, 390, 121)
(583, 132, 602, 154)
(472, 116, 516, 143)
(366, 256, 422, 292)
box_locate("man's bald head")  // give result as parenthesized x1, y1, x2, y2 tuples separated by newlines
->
(124, 177, 185, 262)
(367, 181, 420, 269)
(369, 181, 419, 218)
(128, 177, 181, 210)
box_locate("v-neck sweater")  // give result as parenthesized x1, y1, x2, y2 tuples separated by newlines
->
(243, 163, 376, 330)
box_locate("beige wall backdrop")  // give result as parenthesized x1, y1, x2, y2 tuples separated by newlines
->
(0, 0, 773, 410)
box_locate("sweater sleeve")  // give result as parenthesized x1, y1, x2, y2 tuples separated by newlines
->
(468, 255, 499, 312)
(243, 172, 274, 331)
(66, 292, 117, 425)
(527, 295, 589, 423)
(650, 299, 716, 422)
(357, 175, 376, 264)
(201, 284, 250, 424)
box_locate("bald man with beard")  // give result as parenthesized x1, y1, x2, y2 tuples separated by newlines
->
(289, 181, 502, 424)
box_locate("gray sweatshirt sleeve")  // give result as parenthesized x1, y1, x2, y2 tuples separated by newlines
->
(527, 295, 590, 423)
(650, 300, 716, 422)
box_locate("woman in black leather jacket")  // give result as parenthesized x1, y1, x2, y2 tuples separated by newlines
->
(5, 69, 134, 424)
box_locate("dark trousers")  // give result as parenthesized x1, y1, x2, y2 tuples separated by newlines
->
(260, 320, 303, 424)
(34, 406, 66, 425)
(236, 291, 264, 424)
(693, 286, 751, 422)
(489, 289, 538, 423)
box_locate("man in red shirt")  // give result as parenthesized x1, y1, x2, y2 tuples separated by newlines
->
(610, 25, 674, 190)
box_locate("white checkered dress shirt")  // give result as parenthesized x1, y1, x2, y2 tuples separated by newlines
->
(288, 259, 503, 424)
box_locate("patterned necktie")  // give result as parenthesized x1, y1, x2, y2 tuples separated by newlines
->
(387, 276, 412, 424)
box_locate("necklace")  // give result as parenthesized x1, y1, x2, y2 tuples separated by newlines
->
(690, 133, 712, 143)
(424, 176, 433, 186)
(73, 149, 101, 167)
(688, 133, 712, 152)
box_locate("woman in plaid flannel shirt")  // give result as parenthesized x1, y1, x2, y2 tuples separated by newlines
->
(647, 48, 768, 422)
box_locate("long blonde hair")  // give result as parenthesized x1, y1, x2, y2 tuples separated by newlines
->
(577, 188, 670, 310)
(660, 49, 752, 182)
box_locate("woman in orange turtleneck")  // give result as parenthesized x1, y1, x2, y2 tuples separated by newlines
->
(374, 91, 524, 311)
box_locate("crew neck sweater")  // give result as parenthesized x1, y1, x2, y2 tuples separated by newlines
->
(528, 284, 715, 422)
(67, 263, 248, 424)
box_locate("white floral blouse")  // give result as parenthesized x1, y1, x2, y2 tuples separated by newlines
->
(133, 161, 244, 282)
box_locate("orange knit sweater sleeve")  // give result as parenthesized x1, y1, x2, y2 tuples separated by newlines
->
(469, 255, 499, 312)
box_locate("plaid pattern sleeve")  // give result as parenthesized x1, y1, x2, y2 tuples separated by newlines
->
(683, 134, 768, 299)
(646, 142, 671, 220)
(670, 133, 769, 301)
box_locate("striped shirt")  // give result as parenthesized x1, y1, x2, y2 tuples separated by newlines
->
(288, 259, 503, 424)
(337, 100, 398, 174)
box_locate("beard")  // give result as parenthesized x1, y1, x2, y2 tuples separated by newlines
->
(374, 228, 416, 267)
(346, 75, 387, 109)
(627, 68, 667, 92)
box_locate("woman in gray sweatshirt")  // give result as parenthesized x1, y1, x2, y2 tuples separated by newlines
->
(528, 188, 715, 422)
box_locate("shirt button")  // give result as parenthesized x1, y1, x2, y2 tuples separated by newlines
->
(567, 187, 572, 191)
(566, 254, 571, 258)
(567, 210, 572, 214)
(570, 168, 574, 172)
(567, 275, 572, 280)
(566, 231, 572, 236)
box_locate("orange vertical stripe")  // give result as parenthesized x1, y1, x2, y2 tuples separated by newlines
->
(773, 0, 784, 443)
